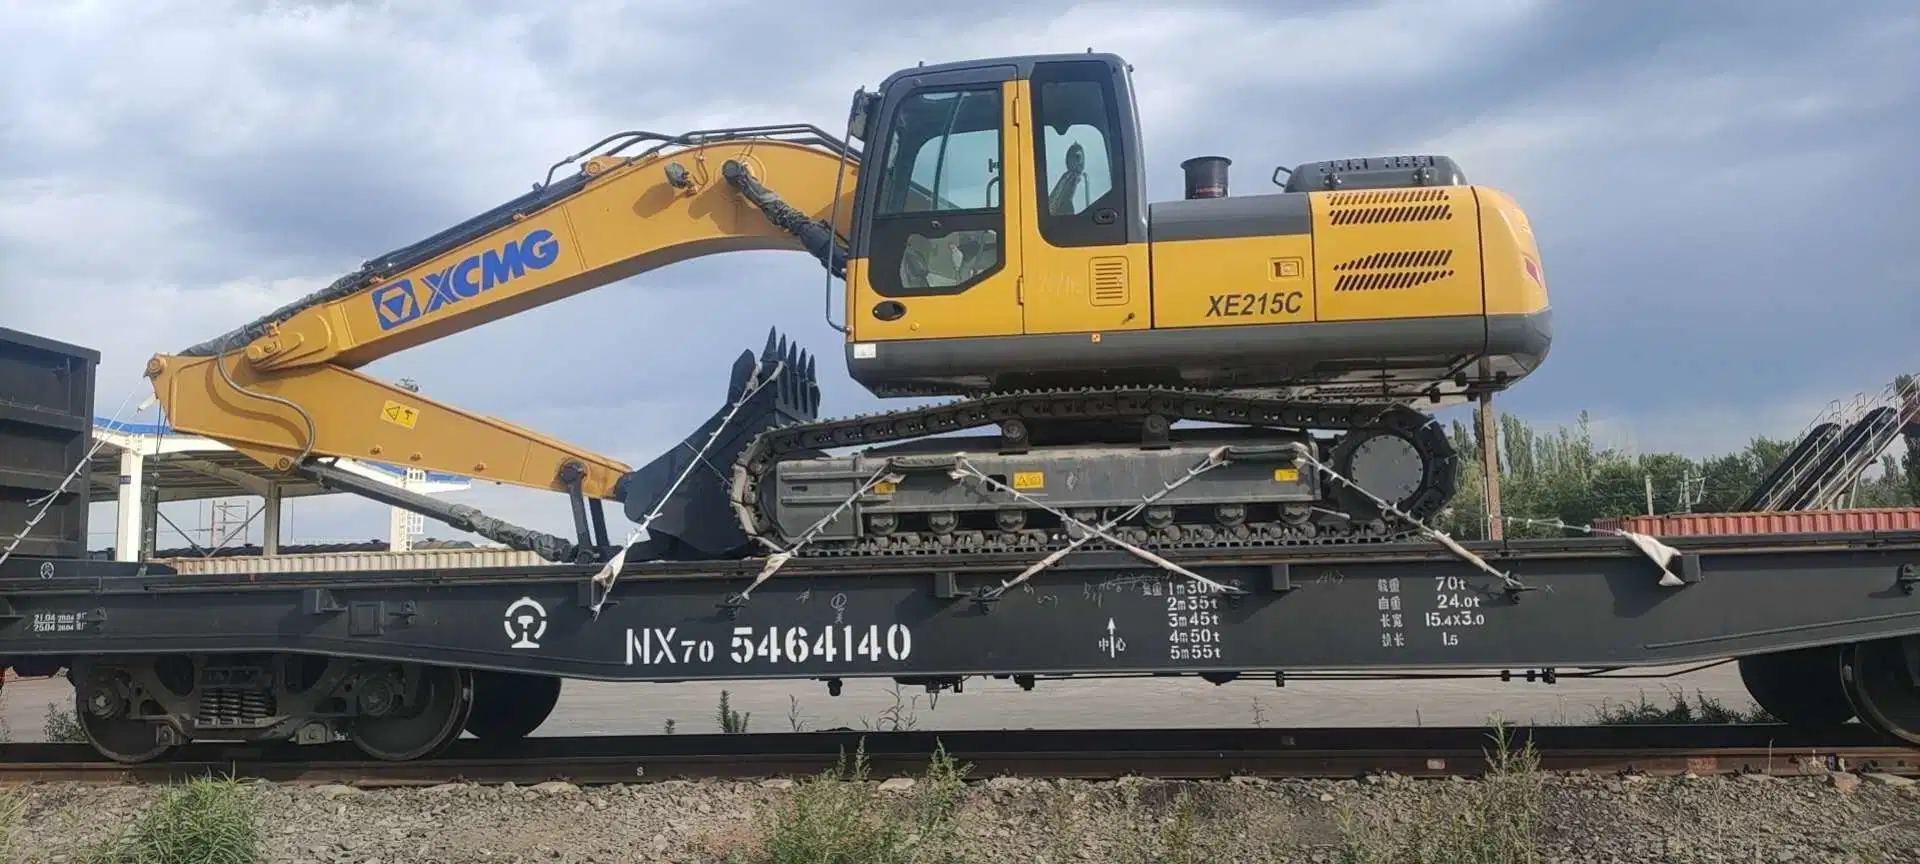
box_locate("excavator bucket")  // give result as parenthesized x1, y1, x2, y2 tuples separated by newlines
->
(614, 328, 820, 560)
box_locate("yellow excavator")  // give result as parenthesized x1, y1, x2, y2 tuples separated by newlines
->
(145, 52, 1552, 564)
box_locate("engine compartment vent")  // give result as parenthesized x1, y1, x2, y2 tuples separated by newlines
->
(1327, 187, 1455, 226)
(1332, 249, 1455, 292)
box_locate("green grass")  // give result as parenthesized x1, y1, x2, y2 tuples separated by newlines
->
(1332, 722, 1547, 864)
(721, 719, 1568, 863)
(730, 741, 971, 864)
(716, 690, 752, 734)
(43, 702, 86, 743)
(80, 776, 262, 864)
(1588, 685, 1775, 725)
(0, 787, 24, 862)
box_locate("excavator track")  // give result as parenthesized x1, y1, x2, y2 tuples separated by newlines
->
(729, 386, 1458, 558)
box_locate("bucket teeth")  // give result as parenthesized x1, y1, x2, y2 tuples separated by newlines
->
(744, 327, 816, 421)
(616, 326, 824, 561)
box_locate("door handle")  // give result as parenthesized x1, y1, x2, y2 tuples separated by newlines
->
(1093, 208, 1116, 225)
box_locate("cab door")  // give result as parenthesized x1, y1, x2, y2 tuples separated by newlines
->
(1018, 59, 1151, 335)
(846, 64, 1025, 343)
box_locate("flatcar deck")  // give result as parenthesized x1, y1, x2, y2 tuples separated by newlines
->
(9, 530, 1920, 762)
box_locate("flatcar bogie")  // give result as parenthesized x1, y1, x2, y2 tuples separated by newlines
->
(57, 653, 488, 764)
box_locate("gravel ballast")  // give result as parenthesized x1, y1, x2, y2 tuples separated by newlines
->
(2, 770, 1917, 863)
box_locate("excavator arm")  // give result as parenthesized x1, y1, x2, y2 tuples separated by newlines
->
(146, 125, 861, 510)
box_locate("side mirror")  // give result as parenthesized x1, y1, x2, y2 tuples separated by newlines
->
(848, 89, 879, 143)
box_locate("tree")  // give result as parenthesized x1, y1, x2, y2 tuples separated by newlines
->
(1427, 383, 1916, 540)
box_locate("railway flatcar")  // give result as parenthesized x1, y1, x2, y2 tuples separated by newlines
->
(5, 327, 1920, 763)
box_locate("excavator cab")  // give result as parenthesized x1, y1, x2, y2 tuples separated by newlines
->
(840, 55, 1153, 374)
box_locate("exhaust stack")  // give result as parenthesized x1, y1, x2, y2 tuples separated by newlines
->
(1181, 156, 1231, 199)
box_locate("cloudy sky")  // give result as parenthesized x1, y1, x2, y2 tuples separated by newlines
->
(4, 0, 1916, 550)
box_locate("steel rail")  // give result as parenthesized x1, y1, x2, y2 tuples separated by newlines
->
(0, 725, 1914, 788)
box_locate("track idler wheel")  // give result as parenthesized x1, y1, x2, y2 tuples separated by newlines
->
(350, 664, 473, 761)
(1840, 635, 1920, 746)
(1325, 408, 1456, 525)
(1736, 645, 1854, 729)
(464, 671, 563, 741)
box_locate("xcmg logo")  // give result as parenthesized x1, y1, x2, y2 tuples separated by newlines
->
(371, 228, 562, 330)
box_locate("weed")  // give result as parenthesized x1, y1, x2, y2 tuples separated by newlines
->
(44, 702, 86, 743)
(903, 744, 970, 859)
(742, 740, 973, 864)
(717, 690, 752, 734)
(82, 775, 262, 864)
(1040, 783, 1084, 863)
(664, 718, 676, 735)
(1333, 718, 1547, 864)
(0, 788, 22, 861)
(1149, 787, 1209, 864)
(863, 683, 921, 732)
(1248, 697, 1269, 728)
(787, 694, 808, 733)
(1590, 685, 1774, 725)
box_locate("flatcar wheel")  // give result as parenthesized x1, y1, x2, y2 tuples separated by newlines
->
(351, 665, 472, 761)
(1840, 636, 1920, 746)
(464, 671, 562, 741)
(1736, 645, 1854, 728)
(75, 689, 177, 764)
(429, 673, 478, 759)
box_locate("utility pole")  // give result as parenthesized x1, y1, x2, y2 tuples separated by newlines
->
(1678, 469, 1704, 513)
(1644, 474, 1655, 516)
(1477, 387, 1503, 541)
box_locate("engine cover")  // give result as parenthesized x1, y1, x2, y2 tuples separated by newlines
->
(1283, 155, 1466, 193)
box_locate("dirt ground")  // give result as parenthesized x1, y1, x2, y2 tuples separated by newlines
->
(5, 770, 1918, 863)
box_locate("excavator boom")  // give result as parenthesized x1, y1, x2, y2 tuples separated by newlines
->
(147, 126, 859, 505)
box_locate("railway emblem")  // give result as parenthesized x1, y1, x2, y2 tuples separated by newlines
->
(504, 596, 548, 649)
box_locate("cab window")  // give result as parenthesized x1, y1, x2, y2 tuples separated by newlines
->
(1031, 63, 1127, 247)
(1038, 83, 1114, 217)
(878, 89, 1003, 215)
(867, 86, 1006, 296)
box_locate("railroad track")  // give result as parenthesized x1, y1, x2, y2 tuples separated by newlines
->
(0, 725, 1914, 787)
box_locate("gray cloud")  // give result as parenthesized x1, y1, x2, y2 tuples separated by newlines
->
(3, 0, 1914, 547)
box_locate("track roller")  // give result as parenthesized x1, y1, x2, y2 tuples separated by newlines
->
(1735, 645, 1855, 729)
(1841, 635, 1920, 746)
(463, 671, 563, 741)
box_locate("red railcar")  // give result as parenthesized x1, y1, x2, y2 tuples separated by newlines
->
(1592, 507, 1920, 537)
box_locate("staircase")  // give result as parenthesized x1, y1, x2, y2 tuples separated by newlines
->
(1737, 378, 1919, 512)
